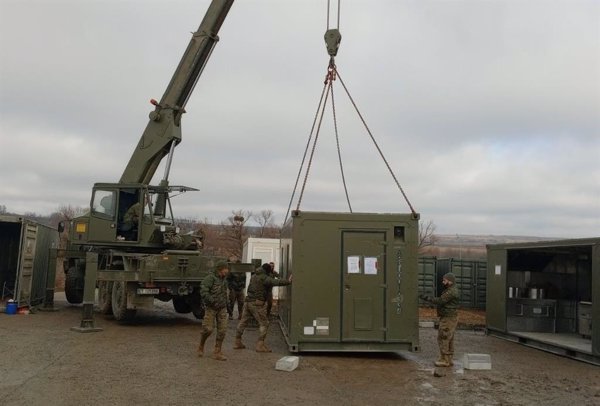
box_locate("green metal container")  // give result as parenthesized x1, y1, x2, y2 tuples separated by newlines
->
(278, 211, 420, 352)
(486, 237, 600, 365)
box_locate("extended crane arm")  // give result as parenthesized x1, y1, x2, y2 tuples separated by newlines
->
(119, 0, 235, 185)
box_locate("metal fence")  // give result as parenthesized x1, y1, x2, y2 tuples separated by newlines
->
(418, 256, 487, 310)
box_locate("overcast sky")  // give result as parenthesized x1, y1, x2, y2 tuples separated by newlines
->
(1, 0, 599, 238)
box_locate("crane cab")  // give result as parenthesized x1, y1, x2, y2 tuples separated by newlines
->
(70, 183, 197, 250)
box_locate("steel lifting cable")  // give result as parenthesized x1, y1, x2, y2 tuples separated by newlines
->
(295, 77, 333, 212)
(327, 0, 341, 30)
(329, 66, 353, 213)
(283, 81, 329, 225)
(333, 66, 417, 217)
(286, 0, 416, 221)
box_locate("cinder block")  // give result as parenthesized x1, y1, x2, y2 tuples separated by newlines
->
(462, 353, 491, 370)
(276, 356, 299, 372)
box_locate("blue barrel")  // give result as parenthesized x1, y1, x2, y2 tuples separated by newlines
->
(6, 301, 17, 315)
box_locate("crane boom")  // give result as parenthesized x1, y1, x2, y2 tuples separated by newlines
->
(119, 0, 235, 185)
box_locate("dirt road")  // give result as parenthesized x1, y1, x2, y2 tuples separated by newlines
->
(1, 295, 599, 406)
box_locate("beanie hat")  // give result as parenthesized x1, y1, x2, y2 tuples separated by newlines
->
(215, 261, 229, 271)
(262, 263, 272, 273)
(443, 272, 456, 283)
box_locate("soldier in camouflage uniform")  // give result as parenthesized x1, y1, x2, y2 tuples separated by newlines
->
(227, 270, 246, 320)
(420, 272, 459, 367)
(233, 263, 291, 352)
(198, 261, 230, 361)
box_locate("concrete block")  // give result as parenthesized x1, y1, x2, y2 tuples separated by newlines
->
(276, 356, 299, 372)
(462, 353, 491, 370)
(419, 321, 435, 328)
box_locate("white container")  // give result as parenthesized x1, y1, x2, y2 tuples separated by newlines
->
(462, 353, 492, 370)
(275, 356, 299, 372)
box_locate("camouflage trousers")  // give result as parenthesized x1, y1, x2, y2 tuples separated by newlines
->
(227, 289, 245, 317)
(236, 300, 269, 341)
(437, 315, 458, 357)
(201, 307, 229, 341)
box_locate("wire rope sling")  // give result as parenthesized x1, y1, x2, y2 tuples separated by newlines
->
(284, 0, 417, 224)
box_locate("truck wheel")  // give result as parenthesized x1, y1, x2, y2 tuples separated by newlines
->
(111, 281, 136, 321)
(172, 296, 192, 313)
(98, 281, 113, 315)
(65, 266, 84, 304)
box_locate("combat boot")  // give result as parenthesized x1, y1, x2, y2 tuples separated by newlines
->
(255, 340, 271, 353)
(212, 339, 227, 361)
(233, 337, 246, 349)
(434, 355, 451, 367)
(197, 333, 209, 357)
(446, 354, 454, 366)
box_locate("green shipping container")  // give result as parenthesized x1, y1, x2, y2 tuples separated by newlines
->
(279, 211, 420, 352)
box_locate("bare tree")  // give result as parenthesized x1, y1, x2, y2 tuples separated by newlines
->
(49, 205, 88, 250)
(219, 209, 253, 261)
(0, 204, 6, 215)
(252, 209, 280, 238)
(418, 219, 437, 254)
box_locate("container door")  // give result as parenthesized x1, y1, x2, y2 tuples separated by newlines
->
(342, 231, 385, 342)
(16, 221, 38, 306)
(486, 248, 507, 332)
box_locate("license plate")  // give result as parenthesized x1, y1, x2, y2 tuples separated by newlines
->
(137, 288, 159, 295)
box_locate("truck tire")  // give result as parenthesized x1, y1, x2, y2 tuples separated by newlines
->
(111, 281, 136, 321)
(172, 296, 192, 313)
(98, 281, 113, 315)
(65, 266, 84, 304)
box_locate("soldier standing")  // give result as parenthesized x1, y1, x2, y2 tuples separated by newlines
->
(198, 261, 230, 361)
(233, 263, 291, 352)
(227, 270, 246, 320)
(420, 272, 459, 367)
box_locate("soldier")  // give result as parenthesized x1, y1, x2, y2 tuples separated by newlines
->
(120, 201, 141, 240)
(227, 269, 246, 320)
(198, 261, 230, 361)
(420, 272, 459, 367)
(233, 263, 291, 352)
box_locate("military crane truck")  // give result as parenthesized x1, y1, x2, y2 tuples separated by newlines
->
(62, 0, 247, 323)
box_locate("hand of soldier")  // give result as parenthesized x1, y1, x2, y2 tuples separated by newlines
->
(419, 294, 429, 301)
(288, 274, 293, 283)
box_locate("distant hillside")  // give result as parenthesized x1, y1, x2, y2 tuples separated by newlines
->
(435, 234, 559, 248)
(422, 234, 559, 260)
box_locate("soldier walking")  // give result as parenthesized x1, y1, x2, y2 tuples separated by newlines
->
(420, 272, 460, 367)
(234, 263, 291, 352)
(198, 261, 230, 361)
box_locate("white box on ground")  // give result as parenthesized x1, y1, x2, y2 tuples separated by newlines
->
(462, 353, 492, 370)
(276, 356, 299, 371)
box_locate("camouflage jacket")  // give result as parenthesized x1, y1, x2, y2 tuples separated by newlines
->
(201, 270, 228, 310)
(226, 271, 246, 292)
(245, 268, 290, 302)
(429, 284, 459, 318)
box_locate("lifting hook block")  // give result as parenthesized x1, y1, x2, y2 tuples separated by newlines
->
(324, 28, 342, 57)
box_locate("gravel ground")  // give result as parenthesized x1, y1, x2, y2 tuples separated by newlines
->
(0, 294, 599, 406)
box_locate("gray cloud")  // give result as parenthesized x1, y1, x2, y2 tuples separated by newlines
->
(1, 0, 598, 238)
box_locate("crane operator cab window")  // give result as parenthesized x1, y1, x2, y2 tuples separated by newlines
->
(91, 190, 116, 219)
